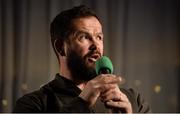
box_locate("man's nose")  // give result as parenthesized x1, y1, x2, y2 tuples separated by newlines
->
(89, 43, 97, 51)
(89, 37, 98, 51)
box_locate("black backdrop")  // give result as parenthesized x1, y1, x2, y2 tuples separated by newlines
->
(0, 0, 180, 112)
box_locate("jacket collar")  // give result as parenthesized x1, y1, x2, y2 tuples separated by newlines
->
(47, 73, 82, 96)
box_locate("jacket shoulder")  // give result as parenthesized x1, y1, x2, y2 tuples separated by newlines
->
(13, 86, 48, 112)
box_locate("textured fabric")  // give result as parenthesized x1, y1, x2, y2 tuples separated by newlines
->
(13, 74, 150, 113)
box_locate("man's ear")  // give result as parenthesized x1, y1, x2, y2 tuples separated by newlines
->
(54, 39, 66, 56)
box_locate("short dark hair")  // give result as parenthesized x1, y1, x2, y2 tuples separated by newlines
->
(50, 5, 100, 44)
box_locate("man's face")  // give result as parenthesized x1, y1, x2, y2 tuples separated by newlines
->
(65, 16, 104, 81)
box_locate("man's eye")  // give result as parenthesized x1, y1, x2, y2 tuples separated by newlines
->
(97, 35, 103, 41)
(78, 34, 88, 40)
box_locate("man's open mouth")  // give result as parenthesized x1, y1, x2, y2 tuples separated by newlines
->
(88, 53, 100, 63)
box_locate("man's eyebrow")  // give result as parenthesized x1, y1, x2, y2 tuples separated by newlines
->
(97, 32, 103, 36)
(73, 30, 89, 36)
(74, 30, 103, 36)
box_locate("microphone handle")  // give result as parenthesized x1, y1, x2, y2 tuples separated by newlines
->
(99, 68, 110, 74)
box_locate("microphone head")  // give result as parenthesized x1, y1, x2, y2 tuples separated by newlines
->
(95, 56, 113, 75)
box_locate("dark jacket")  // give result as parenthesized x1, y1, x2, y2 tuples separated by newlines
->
(13, 74, 150, 113)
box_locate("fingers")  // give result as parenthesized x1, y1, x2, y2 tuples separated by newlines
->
(106, 100, 132, 113)
(88, 75, 122, 93)
(99, 84, 117, 93)
(95, 75, 122, 93)
(101, 88, 128, 102)
(100, 87, 133, 113)
(79, 75, 123, 107)
(96, 74, 122, 84)
(100, 88, 120, 102)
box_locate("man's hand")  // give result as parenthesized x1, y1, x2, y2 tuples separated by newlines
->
(79, 74, 121, 107)
(100, 84, 132, 113)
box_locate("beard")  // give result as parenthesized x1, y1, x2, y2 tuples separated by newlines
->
(66, 49, 97, 82)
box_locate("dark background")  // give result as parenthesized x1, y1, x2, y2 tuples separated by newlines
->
(0, 0, 179, 112)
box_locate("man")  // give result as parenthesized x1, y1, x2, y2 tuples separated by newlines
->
(13, 5, 150, 113)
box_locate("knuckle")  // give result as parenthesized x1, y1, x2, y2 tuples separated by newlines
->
(102, 78, 108, 83)
(88, 80, 94, 86)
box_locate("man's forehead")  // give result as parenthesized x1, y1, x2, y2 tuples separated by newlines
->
(72, 17, 102, 29)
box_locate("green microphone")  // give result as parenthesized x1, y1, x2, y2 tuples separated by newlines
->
(95, 56, 113, 75)
(96, 56, 120, 112)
